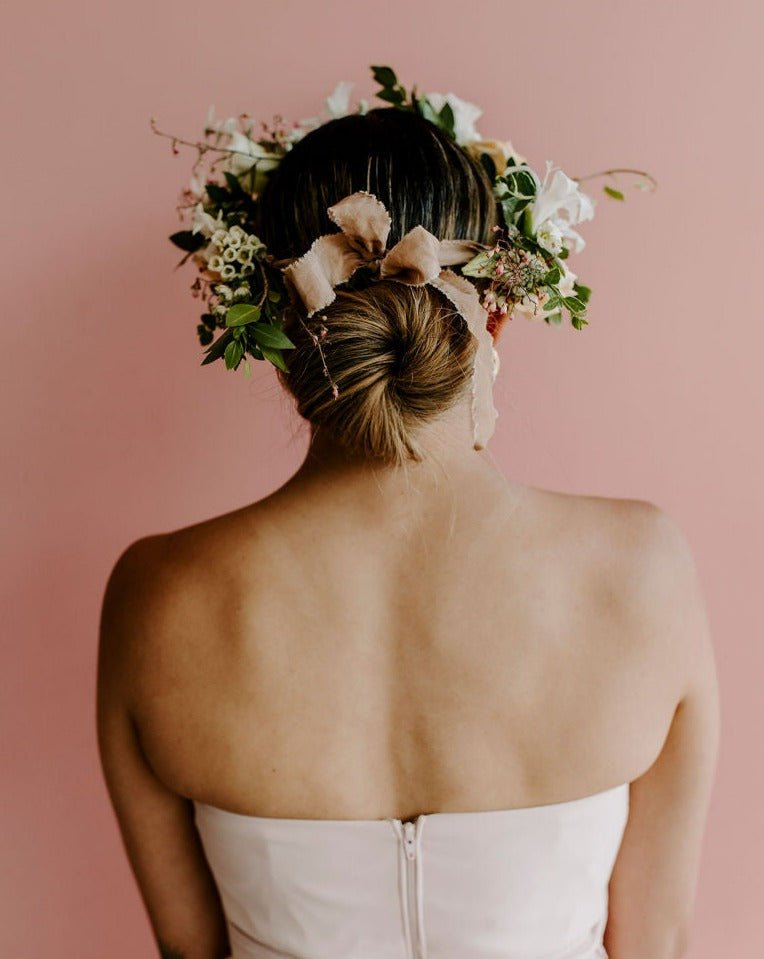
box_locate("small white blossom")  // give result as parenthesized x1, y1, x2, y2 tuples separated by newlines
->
(220, 264, 237, 280)
(207, 255, 224, 273)
(223, 246, 238, 262)
(425, 91, 483, 145)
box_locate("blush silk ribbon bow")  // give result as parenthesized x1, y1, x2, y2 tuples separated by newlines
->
(277, 190, 499, 450)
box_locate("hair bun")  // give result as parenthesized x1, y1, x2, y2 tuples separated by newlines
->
(277, 281, 476, 465)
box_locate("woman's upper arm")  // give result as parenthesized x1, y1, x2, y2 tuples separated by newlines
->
(604, 505, 721, 959)
(97, 537, 230, 959)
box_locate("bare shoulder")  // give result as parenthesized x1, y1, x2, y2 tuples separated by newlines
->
(98, 530, 212, 699)
(534, 486, 715, 702)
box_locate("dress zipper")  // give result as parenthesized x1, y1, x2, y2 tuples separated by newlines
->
(394, 817, 426, 959)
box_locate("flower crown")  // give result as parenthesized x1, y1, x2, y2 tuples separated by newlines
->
(152, 65, 654, 439)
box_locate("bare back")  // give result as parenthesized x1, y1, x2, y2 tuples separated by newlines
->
(128, 467, 685, 822)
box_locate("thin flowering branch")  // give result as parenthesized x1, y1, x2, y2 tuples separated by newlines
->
(572, 167, 658, 190)
(293, 312, 339, 399)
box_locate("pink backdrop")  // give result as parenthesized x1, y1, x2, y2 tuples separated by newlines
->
(2, 2, 761, 956)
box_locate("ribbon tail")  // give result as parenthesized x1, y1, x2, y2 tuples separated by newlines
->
(428, 269, 499, 450)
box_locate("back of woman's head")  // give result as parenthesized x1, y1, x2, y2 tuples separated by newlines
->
(256, 107, 498, 465)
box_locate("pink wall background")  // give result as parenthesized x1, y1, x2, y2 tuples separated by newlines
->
(2, 2, 761, 956)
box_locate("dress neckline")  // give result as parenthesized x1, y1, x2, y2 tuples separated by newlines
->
(192, 780, 630, 827)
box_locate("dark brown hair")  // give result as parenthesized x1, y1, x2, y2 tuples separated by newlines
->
(256, 107, 498, 465)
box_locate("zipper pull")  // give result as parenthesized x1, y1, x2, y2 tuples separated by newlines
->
(402, 820, 417, 860)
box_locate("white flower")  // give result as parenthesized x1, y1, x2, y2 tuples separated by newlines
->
(226, 131, 280, 177)
(529, 162, 595, 254)
(191, 203, 226, 237)
(210, 228, 228, 248)
(535, 219, 564, 255)
(220, 264, 237, 281)
(223, 246, 238, 262)
(425, 91, 483, 145)
(325, 80, 354, 119)
(205, 106, 238, 136)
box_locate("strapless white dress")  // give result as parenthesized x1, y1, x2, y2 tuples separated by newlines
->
(193, 781, 629, 959)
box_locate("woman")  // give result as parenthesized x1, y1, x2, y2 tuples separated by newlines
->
(97, 107, 720, 959)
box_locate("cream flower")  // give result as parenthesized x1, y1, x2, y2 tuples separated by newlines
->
(466, 138, 526, 173)
(425, 91, 483, 145)
(529, 162, 595, 254)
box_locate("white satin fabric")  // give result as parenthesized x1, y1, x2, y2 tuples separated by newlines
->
(193, 781, 630, 959)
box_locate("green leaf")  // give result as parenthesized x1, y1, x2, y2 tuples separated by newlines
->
(479, 152, 497, 183)
(376, 88, 405, 105)
(197, 324, 214, 346)
(251, 323, 296, 349)
(521, 207, 534, 238)
(460, 250, 494, 277)
(371, 65, 398, 88)
(416, 98, 440, 125)
(573, 283, 592, 304)
(544, 266, 561, 286)
(571, 315, 589, 330)
(545, 312, 562, 325)
(225, 303, 261, 327)
(224, 171, 245, 194)
(205, 183, 229, 205)
(224, 339, 243, 369)
(169, 230, 206, 253)
(438, 101, 455, 138)
(604, 185, 625, 201)
(563, 295, 587, 314)
(201, 329, 233, 365)
(260, 346, 289, 372)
